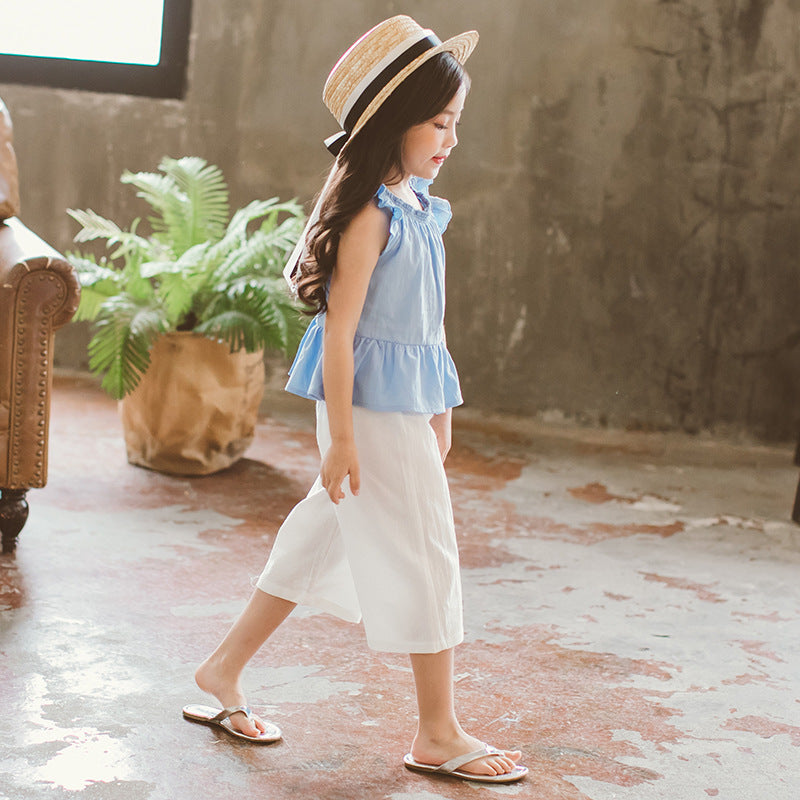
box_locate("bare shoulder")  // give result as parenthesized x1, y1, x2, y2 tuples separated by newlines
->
(340, 197, 390, 256)
(328, 198, 389, 317)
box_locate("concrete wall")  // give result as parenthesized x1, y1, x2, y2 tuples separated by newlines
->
(2, 0, 799, 439)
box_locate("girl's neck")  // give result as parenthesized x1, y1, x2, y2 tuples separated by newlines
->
(384, 174, 422, 210)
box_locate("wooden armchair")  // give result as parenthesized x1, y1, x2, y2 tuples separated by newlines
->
(0, 96, 80, 553)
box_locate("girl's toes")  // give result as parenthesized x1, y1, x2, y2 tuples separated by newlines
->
(466, 756, 495, 776)
(231, 712, 259, 737)
(496, 756, 514, 774)
(481, 756, 504, 775)
(494, 753, 520, 773)
(502, 750, 522, 769)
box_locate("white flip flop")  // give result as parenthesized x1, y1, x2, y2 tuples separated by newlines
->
(182, 703, 282, 744)
(403, 743, 528, 783)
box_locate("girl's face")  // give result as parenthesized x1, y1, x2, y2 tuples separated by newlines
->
(400, 83, 467, 181)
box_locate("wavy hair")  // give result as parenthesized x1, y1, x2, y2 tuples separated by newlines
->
(295, 52, 470, 314)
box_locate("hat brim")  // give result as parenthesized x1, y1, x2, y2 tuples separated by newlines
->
(347, 30, 479, 142)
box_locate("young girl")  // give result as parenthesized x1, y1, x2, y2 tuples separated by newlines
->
(183, 15, 527, 785)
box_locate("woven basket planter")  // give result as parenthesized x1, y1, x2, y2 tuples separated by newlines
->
(119, 332, 265, 475)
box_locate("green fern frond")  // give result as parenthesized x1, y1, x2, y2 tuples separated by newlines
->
(194, 310, 263, 352)
(226, 199, 280, 238)
(207, 199, 305, 266)
(221, 275, 280, 295)
(88, 296, 168, 399)
(256, 214, 307, 266)
(67, 253, 118, 286)
(213, 236, 270, 284)
(156, 157, 230, 251)
(66, 253, 123, 321)
(198, 284, 303, 356)
(205, 199, 278, 263)
(68, 208, 123, 242)
(141, 241, 210, 279)
(159, 271, 207, 325)
(119, 171, 176, 215)
(74, 286, 116, 322)
(121, 267, 157, 304)
(68, 209, 151, 263)
(108, 220, 152, 263)
(121, 170, 185, 252)
(212, 220, 300, 286)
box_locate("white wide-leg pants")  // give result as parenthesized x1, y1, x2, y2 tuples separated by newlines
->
(255, 402, 463, 653)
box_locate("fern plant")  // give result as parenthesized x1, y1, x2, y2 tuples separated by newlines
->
(68, 156, 306, 399)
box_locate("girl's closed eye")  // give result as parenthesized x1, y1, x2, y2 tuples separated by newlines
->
(434, 117, 462, 131)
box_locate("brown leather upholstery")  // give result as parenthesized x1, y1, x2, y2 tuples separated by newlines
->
(0, 96, 80, 552)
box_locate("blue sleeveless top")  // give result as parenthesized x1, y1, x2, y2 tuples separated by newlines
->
(285, 177, 463, 414)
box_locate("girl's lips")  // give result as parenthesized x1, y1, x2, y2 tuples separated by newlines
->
(432, 156, 447, 165)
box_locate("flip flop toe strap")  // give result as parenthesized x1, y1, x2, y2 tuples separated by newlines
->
(436, 744, 495, 774)
(212, 705, 252, 724)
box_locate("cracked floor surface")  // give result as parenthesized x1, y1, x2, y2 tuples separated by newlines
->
(1, 373, 798, 800)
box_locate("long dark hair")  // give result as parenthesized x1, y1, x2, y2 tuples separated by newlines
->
(296, 52, 470, 314)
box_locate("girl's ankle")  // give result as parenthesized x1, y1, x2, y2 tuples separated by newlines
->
(414, 722, 466, 746)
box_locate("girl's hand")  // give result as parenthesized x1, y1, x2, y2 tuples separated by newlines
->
(429, 409, 452, 463)
(321, 439, 361, 504)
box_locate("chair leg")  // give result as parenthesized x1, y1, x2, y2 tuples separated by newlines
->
(0, 489, 29, 554)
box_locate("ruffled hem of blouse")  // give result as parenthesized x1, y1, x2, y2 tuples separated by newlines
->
(375, 179, 452, 235)
(285, 317, 463, 414)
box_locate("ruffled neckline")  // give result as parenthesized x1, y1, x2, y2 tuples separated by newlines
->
(375, 177, 452, 232)
(376, 183, 431, 220)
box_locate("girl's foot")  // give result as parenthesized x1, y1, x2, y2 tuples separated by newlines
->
(194, 657, 267, 738)
(410, 731, 522, 777)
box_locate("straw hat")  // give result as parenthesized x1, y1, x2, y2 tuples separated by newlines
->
(322, 15, 479, 155)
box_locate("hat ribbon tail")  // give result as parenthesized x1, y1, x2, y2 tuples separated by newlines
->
(324, 130, 349, 156)
(283, 161, 339, 289)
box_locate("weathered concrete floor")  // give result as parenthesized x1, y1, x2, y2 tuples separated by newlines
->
(1, 374, 799, 800)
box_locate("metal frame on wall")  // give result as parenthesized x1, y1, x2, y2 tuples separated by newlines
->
(0, 0, 192, 98)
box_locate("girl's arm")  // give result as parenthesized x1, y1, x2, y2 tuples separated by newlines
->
(429, 324, 452, 462)
(430, 407, 452, 462)
(321, 200, 388, 504)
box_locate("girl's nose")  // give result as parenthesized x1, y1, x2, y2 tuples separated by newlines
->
(447, 127, 458, 148)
